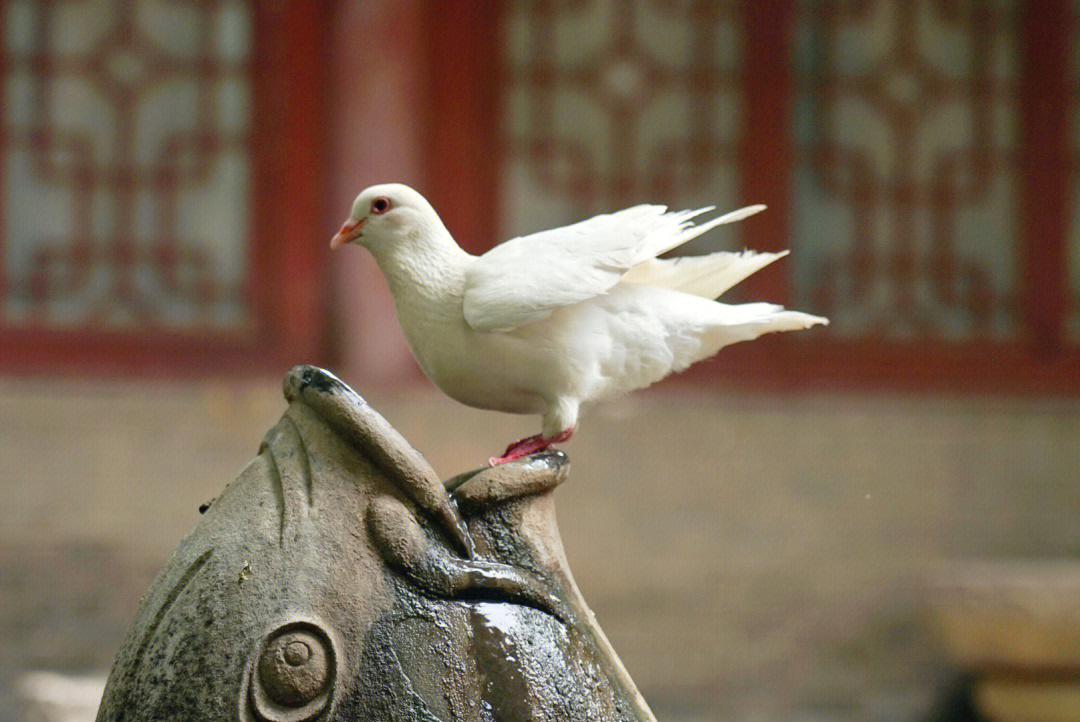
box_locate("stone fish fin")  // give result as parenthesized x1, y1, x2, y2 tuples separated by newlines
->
(258, 415, 314, 546)
(283, 365, 474, 558)
(367, 495, 571, 624)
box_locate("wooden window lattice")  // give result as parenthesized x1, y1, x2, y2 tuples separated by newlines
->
(431, 0, 1080, 391)
(792, 0, 1020, 341)
(2, 0, 254, 330)
(501, 0, 743, 257)
(0, 0, 328, 374)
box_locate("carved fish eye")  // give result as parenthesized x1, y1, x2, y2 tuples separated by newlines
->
(249, 621, 335, 722)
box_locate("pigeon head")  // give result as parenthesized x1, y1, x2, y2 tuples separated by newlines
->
(330, 183, 443, 252)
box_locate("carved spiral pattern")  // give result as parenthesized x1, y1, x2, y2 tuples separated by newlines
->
(250, 622, 335, 722)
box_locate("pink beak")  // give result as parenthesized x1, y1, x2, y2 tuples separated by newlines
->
(330, 217, 365, 250)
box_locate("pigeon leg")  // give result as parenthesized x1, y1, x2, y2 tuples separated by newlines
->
(488, 428, 573, 466)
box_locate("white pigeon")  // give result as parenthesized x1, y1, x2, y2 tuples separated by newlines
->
(331, 183, 828, 465)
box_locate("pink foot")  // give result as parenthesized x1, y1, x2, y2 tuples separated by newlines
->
(488, 428, 574, 466)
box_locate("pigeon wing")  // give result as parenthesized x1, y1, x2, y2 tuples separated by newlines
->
(463, 204, 765, 332)
(620, 249, 790, 299)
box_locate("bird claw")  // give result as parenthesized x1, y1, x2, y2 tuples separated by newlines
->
(488, 429, 574, 466)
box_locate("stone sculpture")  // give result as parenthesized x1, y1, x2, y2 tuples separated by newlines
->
(95, 366, 657, 721)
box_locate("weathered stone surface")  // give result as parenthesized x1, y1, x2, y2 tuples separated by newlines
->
(95, 366, 655, 722)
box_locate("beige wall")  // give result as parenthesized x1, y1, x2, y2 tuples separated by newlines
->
(3, 376, 1078, 720)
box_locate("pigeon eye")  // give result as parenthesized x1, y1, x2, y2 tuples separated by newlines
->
(371, 197, 391, 215)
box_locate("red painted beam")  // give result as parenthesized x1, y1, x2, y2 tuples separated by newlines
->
(278, 0, 332, 361)
(1020, 0, 1071, 355)
(740, 0, 796, 307)
(424, 3, 501, 254)
(675, 334, 1080, 397)
(0, 0, 6, 308)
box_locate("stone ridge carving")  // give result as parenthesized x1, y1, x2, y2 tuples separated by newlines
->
(96, 365, 657, 721)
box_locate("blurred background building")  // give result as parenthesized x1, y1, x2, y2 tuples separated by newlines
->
(1, 1, 1079, 720)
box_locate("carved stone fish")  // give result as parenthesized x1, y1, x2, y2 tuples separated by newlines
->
(95, 366, 657, 722)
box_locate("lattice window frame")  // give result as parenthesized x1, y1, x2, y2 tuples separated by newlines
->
(0, 1, 329, 375)
(429, 0, 1080, 394)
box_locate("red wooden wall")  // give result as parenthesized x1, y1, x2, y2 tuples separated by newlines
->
(6, 1, 1078, 394)
(428, 0, 1080, 394)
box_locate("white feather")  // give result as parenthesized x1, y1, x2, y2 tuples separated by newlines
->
(621, 249, 790, 299)
(462, 203, 767, 332)
(339, 183, 828, 448)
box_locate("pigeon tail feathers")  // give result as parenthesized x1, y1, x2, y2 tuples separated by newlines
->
(621, 249, 789, 299)
(693, 304, 829, 363)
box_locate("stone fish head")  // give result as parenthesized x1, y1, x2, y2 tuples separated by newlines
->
(96, 366, 656, 722)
